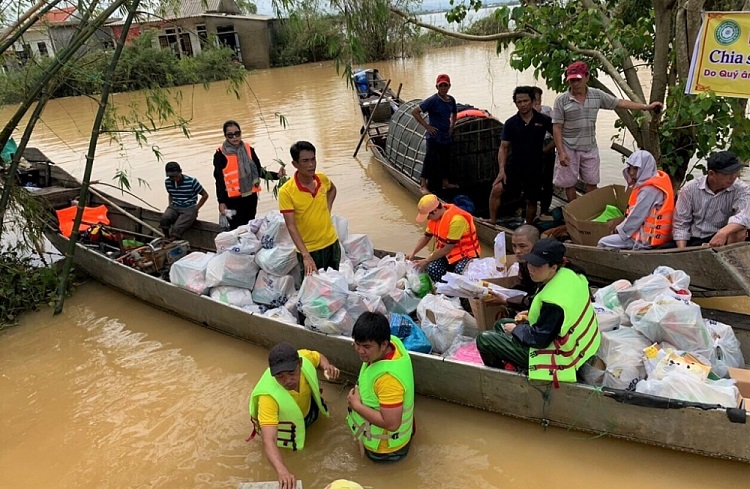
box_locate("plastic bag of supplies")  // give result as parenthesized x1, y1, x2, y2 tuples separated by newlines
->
(297, 270, 350, 319)
(705, 319, 745, 378)
(263, 307, 299, 325)
(205, 252, 259, 289)
(346, 291, 387, 318)
(355, 266, 398, 297)
(305, 306, 355, 335)
(417, 294, 477, 353)
(209, 286, 254, 308)
(332, 215, 349, 242)
(252, 270, 296, 307)
(343, 234, 374, 267)
(258, 211, 293, 249)
(389, 313, 432, 353)
(635, 371, 740, 408)
(169, 252, 215, 294)
(255, 245, 298, 276)
(377, 253, 408, 279)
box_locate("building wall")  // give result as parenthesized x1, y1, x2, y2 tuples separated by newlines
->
(15, 28, 53, 58)
(204, 17, 271, 69)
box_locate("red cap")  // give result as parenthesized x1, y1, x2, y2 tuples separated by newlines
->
(436, 74, 451, 86)
(566, 61, 588, 80)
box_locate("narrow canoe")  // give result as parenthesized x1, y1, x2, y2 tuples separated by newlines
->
(29, 159, 750, 464)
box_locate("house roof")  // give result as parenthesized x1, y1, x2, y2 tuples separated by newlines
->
(41, 6, 77, 24)
(160, 0, 239, 19)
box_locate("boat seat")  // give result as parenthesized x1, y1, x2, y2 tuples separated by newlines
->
(369, 102, 393, 123)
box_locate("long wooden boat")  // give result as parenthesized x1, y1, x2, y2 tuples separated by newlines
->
(24, 153, 750, 463)
(354, 72, 750, 298)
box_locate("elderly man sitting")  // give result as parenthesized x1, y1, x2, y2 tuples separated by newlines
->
(673, 151, 750, 248)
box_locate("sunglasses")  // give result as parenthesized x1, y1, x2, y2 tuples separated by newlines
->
(225, 131, 241, 138)
(437, 83, 450, 88)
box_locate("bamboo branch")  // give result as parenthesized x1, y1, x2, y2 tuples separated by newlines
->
(389, 6, 527, 42)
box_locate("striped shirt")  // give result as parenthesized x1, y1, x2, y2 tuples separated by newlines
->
(552, 87, 619, 151)
(164, 174, 204, 208)
(672, 176, 750, 241)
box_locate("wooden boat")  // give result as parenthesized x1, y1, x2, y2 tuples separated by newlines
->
(353, 73, 750, 298)
(24, 152, 750, 464)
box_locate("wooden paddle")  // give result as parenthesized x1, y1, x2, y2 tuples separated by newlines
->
(353, 79, 391, 158)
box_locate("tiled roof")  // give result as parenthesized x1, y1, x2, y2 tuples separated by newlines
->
(41, 6, 76, 24)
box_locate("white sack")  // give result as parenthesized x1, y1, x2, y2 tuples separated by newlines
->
(297, 269, 350, 319)
(598, 327, 652, 390)
(636, 372, 739, 408)
(594, 304, 621, 333)
(355, 266, 399, 297)
(305, 306, 355, 336)
(225, 231, 261, 255)
(214, 231, 239, 253)
(209, 286, 254, 307)
(205, 252, 259, 289)
(252, 270, 296, 307)
(259, 211, 293, 248)
(169, 252, 215, 294)
(255, 246, 298, 276)
(343, 234, 374, 266)
(417, 294, 477, 353)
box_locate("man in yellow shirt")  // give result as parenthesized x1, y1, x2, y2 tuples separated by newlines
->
(406, 193, 481, 283)
(249, 343, 340, 489)
(279, 141, 339, 277)
(347, 312, 415, 462)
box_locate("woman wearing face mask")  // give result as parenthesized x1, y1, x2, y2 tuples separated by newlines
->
(476, 239, 600, 386)
(597, 150, 674, 250)
(213, 120, 286, 230)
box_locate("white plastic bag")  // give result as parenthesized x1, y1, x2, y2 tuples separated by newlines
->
(259, 211, 293, 248)
(209, 286, 254, 307)
(255, 246, 297, 276)
(594, 304, 621, 333)
(263, 307, 299, 325)
(355, 266, 399, 297)
(635, 371, 739, 408)
(205, 252, 259, 289)
(297, 269, 350, 319)
(345, 291, 387, 318)
(593, 279, 631, 313)
(377, 253, 408, 279)
(305, 307, 356, 336)
(705, 319, 745, 378)
(652, 266, 691, 298)
(463, 257, 503, 281)
(252, 270, 296, 307)
(417, 294, 477, 353)
(617, 274, 672, 309)
(214, 231, 239, 253)
(169, 252, 215, 294)
(339, 259, 356, 290)
(343, 234, 374, 266)
(494, 231, 507, 271)
(226, 231, 261, 255)
(382, 288, 422, 315)
(598, 328, 652, 390)
(629, 294, 715, 365)
(332, 215, 349, 242)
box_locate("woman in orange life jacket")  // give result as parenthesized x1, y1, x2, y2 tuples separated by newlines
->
(213, 120, 286, 230)
(597, 149, 674, 250)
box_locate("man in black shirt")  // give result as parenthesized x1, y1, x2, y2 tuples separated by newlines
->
(488, 86, 553, 224)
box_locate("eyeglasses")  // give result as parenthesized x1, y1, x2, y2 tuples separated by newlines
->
(437, 83, 450, 88)
(225, 131, 241, 138)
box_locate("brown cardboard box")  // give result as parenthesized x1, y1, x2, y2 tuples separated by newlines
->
(563, 184, 631, 246)
(728, 367, 750, 398)
(468, 276, 519, 331)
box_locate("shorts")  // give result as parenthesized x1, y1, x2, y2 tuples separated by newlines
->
(298, 240, 341, 272)
(421, 139, 451, 181)
(506, 162, 542, 202)
(553, 146, 600, 187)
(364, 438, 412, 463)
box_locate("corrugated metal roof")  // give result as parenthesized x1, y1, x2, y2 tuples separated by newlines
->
(41, 6, 76, 24)
(161, 0, 221, 19)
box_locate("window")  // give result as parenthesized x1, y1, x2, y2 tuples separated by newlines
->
(179, 33, 193, 57)
(37, 41, 49, 57)
(158, 28, 180, 57)
(196, 24, 208, 47)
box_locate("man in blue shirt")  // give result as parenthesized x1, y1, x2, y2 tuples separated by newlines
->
(160, 161, 209, 240)
(412, 74, 459, 194)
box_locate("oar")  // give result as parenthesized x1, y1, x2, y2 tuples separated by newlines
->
(88, 186, 165, 238)
(395, 82, 403, 101)
(353, 79, 391, 158)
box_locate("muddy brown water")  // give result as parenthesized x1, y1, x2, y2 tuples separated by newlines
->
(2, 44, 748, 487)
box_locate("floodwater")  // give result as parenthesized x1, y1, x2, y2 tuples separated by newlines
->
(2, 44, 749, 487)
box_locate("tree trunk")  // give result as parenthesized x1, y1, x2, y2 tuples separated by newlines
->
(54, 0, 141, 314)
(0, 0, 63, 52)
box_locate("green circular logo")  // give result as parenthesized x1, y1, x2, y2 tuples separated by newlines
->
(715, 20, 741, 45)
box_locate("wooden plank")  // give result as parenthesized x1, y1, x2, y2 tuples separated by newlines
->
(238, 482, 302, 489)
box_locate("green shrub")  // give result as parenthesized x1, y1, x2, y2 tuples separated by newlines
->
(0, 249, 62, 328)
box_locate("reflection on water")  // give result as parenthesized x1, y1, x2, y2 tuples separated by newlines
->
(1, 284, 748, 488)
(3, 44, 750, 487)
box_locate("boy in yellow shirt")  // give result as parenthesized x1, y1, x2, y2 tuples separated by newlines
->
(347, 312, 415, 462)
(249, 343, 339, 489)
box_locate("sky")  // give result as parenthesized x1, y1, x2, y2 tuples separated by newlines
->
(253, 0, 511, 16)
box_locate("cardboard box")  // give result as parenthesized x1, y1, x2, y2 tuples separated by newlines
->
(728, 367, 750, 398)
(563, 184, 631, 246)
(468, 276, 519, 331)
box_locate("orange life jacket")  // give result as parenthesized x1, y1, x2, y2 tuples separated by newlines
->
(427, 204, 481, 264)
(55, 205, 110, 238)
(627, 170, 675, 247)
(218, 142, 258, 199)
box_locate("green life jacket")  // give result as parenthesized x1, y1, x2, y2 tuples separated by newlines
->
(248, 357, 328, 451)
(527, 267, 600, 387)
(346, 336, 415, 452)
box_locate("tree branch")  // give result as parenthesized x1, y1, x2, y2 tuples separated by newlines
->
(388, 6, 527, 42)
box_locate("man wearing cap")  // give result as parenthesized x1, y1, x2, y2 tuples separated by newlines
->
(160, 161, 209, 240)
(476, 239, 600, 386)
(552, 61, 663, 202)
(412, 74, 459, 194)
(673, 150, 750, 248)
(249, 343, 340, 489)
(406, 193, 481, 284)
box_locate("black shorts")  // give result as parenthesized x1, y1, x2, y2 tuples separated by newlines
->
(506, 163, 543, 202)
(421, 139, 451, 180)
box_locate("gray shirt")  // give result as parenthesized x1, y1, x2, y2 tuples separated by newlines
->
(672, 176, 750, 241)
(617, 186, 664, 238)
(552, 87, 619, 151)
